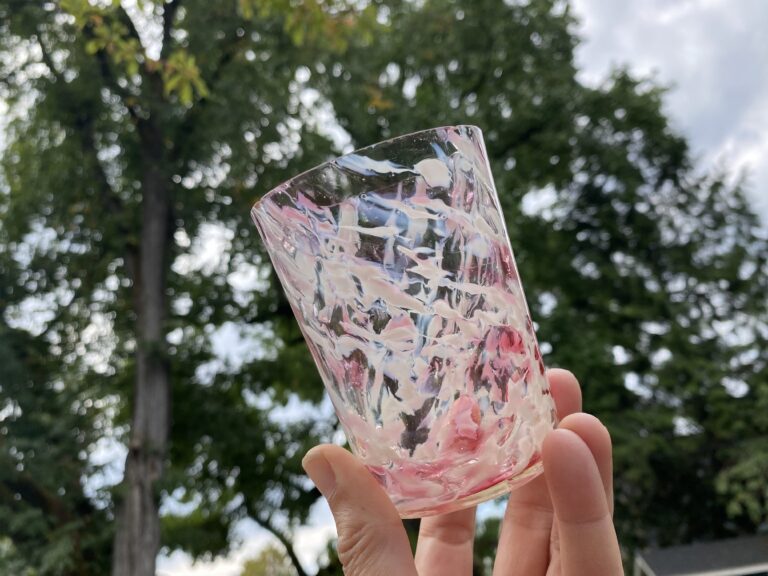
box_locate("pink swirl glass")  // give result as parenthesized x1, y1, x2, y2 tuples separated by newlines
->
(252, 126, 556, 518)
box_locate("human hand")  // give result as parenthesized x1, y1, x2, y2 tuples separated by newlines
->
(302, 369, 623, 575)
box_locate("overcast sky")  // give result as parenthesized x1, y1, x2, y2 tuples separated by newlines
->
(159, 1, 768, 574)
(572, 0, 768, 222)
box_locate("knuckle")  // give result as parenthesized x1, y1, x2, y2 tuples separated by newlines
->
(504, 501, 555, 531)
(337, 526, 378, 573)
(335, 512, 400, 574)
(419, 516, 475, 546)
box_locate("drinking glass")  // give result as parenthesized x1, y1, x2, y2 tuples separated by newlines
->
(252, 125, 556, 518)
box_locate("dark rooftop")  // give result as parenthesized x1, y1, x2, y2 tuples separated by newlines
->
(640, 534, 768, 576)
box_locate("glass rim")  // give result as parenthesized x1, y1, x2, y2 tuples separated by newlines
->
(252, 124, 482, 211)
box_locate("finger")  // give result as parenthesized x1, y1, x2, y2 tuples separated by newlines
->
(548, 368, 583, 422)
(557, 413, 614, 515)
(415, 507, 476, 576)
(493, 368, 582, 576)
(546, 414, 614, 574)
(303, 445, 418, 576)
(543, 429, 623, 576)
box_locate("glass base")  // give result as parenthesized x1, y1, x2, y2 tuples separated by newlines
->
(397, 460, 544, 519)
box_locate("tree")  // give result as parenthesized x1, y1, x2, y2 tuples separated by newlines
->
(1, 1, 374, 575)
(241, 544, 297, 576)
(0, 330, 113, 576)
(319, 0, 768, 553)
(0, 269, 113, 575)
(2, 0, 767, 574)
(473, 516, 501, 575)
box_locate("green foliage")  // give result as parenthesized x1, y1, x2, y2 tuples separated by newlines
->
(1, 0, 767, 573)
(0, 537, 35, 576)
(161, 508, 229, 559)
(1, 0, 367, 572)
(473, 517, 501, 575)
(238, 0, 379, 51)
(60, 0, 99, 23)
(716, 438, 768, 524)
(162, 50, 209, 105)
(319, 0, 768, 552)
(0, 320, 113, 576)
(241, 544, 297, 576)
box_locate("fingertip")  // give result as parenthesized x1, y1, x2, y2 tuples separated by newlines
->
(304, 444, 402, 521)
(558, 413, 611, 448)
(557, 413, 614, 511)
(546, 368, 582, 418)
(542, 427, 581, 463)
(546, 367, 577, 382)
(543, 429, 608, 524)
(302, 445, 342, 498)
(302, 444, 329, 467)
(303, 443, 353, 467)
(303, 444, 372, 491)
(304, 444, 374, 485)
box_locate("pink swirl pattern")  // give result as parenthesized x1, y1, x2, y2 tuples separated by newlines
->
(252, 126, 556, 517)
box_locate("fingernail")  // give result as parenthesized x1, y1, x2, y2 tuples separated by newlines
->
(302, 452, 337, 496)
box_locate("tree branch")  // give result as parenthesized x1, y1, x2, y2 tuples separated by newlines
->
(37, 4, 143, 123)
(161, 0, 182, 59)
(170, 33, 247, 161)
(110, 3, 176, 110)
(36, 24, 139, 280)
(114, 3, 145, 52)
(93, 48, 142, 123)
(113, 1, 166, 102)
(34, 31, 65, 85)
(253, 516, 310, 576)
(35, 26, 131, 235)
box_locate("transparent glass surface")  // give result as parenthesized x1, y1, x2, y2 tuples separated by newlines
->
(252, 125, 556, 518)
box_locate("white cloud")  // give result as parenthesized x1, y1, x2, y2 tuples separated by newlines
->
(571, 0, 768, 222)
(157, 500, 336, 576)
(158, 496, 510, 576)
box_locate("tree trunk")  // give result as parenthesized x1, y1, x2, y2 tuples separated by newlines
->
(112, 121, 171, 576)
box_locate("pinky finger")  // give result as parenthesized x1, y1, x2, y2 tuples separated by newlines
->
(543, 429, 623, 576)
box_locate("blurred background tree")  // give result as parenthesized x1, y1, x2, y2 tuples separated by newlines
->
(0, 1, 766, 576)
(320, 0, 768, 557)
(1, 1, 375, 574)
(241, 544, 297, 576)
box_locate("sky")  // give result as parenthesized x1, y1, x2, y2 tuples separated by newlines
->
(571, 0, 768, 222)
(159, 1, 768, 574)
(2, 0, 764, 574)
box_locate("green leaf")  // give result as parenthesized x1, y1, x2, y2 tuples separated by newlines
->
(238, 0, 254, 20)
(60, 0, 89, 21)
(84, 39, 100, 55)
(290, 25, 305, 47)
(179, 81, 193, 105)
(192, 76, 209, 99)
(163, 72, 183, 95)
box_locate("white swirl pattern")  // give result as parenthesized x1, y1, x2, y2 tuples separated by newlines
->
(252, 126, 556, 517)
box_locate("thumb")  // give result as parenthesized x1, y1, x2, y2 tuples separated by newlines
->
(303, 445, 418, 576)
